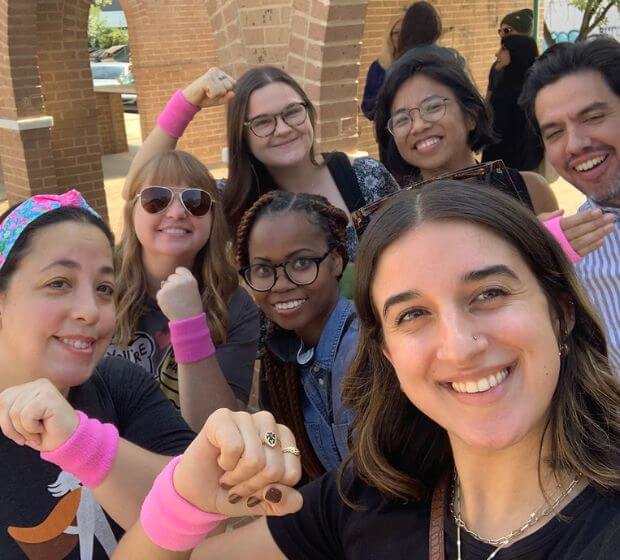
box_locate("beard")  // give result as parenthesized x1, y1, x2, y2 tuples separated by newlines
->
(589, 170, 620, 207)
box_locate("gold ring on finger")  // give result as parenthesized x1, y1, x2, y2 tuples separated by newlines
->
(261, 431, 280, 448)
(281, 446, 300, 456)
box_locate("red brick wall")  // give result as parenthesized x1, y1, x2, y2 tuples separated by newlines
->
(96, 92, 128, 155)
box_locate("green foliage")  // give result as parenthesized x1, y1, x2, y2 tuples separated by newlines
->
(88, 0, 128, 49)
(545, 0, 619, 45)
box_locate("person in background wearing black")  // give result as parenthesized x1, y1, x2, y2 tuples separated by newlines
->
(488, 8, 534, 96)
(360, 11, 404, 120)
(483, 34, 543, 171)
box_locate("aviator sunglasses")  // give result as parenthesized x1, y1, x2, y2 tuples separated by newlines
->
(135, 186, 214, 217)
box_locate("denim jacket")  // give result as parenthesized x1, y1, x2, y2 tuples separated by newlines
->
(262, 294, 359, 471)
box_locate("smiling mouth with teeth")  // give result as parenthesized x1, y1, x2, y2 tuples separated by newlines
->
(58, 338, 94, 350)
(450, 366, 511, 394)
(273, 299, 307, 311)
(573, 154, 608, 172)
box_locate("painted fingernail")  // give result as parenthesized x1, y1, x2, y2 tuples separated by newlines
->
(246, 497, 261, 507)
(220, 483, 232, 490)
(228, 494, 242, 504)
(265, 488, 282, 503)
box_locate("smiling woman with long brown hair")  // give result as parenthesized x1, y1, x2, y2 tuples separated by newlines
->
(112, 181, 619, 560)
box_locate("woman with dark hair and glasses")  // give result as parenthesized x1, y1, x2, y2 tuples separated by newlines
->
(108, 150, 259, 432)
(123, 66, 399, 260)
(235, 191, 358, 481)
(374, 48, 614, 260)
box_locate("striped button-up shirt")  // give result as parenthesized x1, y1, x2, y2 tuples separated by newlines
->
(575, 199, 620, 376)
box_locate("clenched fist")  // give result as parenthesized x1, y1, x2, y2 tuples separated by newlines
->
(0, 378, 78, 452)
(182, 67, 236, 109)
(156, 267, 204, 321)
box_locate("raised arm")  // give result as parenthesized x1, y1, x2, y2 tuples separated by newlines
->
(122, 68, 236, 199)
(157, 267, 240, 432)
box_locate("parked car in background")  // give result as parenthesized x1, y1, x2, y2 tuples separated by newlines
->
(90, 61, 137, 109)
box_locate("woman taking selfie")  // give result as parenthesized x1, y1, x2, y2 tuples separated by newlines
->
(113, 182, 619, 559)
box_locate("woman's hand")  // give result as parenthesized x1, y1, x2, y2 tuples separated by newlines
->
(173, 409, 303, 518)
(157, 267, 204, 321)
(182, 68, 236, 108)
(539, 208, 615, 257)
(0, 379, 78, 451)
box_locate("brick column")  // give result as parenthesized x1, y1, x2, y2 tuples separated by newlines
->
(95, 93, 129, 155)
(0, 0, 59, 206)
(287, 0, 368, 153)
(122, 0, 228, 165)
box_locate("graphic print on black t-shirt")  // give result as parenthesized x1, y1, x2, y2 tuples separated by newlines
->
(6, 470, 116, 560)
(106, 331, 156, 373)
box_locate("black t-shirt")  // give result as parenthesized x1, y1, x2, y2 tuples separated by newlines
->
(0, 357, 195, 560)
(268, 469, 620, 559)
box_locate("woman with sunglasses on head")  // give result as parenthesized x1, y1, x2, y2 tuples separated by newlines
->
(123, 66, 400, 260)
(112, 182, 620, 560)
(235, 191, 358, 481)
(109, 151, 259, 432)
(374, 48, 615, 262)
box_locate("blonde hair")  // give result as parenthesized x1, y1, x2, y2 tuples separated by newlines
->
(115, 150, 238, 347)
(378, 13, 404, 69)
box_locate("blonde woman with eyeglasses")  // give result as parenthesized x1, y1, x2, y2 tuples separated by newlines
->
(109, 150, 259, 432)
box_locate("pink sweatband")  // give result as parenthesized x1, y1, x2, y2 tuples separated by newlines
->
(169, 312, 216, 364)
(141, 455, 226, 551)
(543, 216, 583, 264)
(41, 410, 119, 488)
(156, 89, 201, 139)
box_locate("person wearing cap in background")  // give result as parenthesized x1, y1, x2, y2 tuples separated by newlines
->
(488, 9, 534, 96)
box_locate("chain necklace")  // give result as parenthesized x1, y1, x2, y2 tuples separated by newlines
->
(451, 472, 581, 560)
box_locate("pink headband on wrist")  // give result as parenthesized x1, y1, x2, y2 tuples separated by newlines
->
(0, 190, 100, 270)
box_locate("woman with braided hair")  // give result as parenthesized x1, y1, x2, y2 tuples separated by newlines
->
(236, 191, 359, 480)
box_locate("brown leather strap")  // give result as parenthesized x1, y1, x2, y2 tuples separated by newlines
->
(429, 474, 449, 560)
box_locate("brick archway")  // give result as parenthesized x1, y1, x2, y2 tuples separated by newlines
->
(0, 0, 108, 219)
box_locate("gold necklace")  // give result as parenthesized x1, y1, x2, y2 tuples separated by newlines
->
(451, 472, 581, 560)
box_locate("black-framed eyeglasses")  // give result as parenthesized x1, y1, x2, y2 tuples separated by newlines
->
(135, 186, 214, 217)
(351, 160, 522, 236)
(387, 97, 450, 138)
(498, 25, 513, 36)
(240, 251, 331, 292)
(244, 102, 309, 138)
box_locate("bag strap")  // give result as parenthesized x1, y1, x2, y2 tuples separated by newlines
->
(429, 474, 448, 560)
(324, 152, 365, 212)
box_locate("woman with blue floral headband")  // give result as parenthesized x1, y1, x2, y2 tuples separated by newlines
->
(0, 191, 299, 560)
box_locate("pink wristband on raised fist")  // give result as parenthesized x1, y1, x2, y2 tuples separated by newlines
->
(40, 410, 119, 488)
(157, 89, 201, 139)
(141, 455, 226, 551)
(543, 216, 583, 264)
(169, 312, 216, 364)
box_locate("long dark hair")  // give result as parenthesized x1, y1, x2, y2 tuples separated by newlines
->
(498, 34, 539, 86)
(341, 181, 619, 502)
(374, 49, 495, 182)
(236, 191, 349, 479)
(397, 1, 442, 58)
(222, 66, 319, 236)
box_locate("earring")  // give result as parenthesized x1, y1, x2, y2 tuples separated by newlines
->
(472, 335, 479, 341)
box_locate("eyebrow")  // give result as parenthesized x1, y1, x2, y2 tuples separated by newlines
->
(381, 264, 518, 318)
(247, 102, 304, 120)
(40, 259, 114, 276)
(539, 101, 609, 134)
(393, 95, 444, 114)
(252, 248, 325, 263)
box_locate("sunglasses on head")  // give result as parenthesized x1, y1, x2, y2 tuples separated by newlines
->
(135, 186, 214, 217)
(351, 160, 521, 236)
